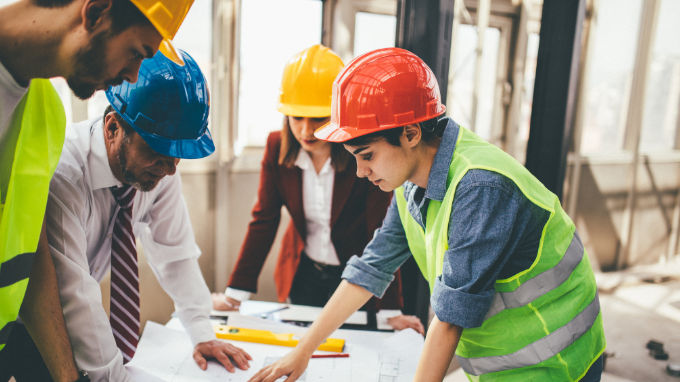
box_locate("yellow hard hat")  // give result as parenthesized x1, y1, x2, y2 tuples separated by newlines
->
(129, 0, 194, 66)
(277, 44, 344, 118)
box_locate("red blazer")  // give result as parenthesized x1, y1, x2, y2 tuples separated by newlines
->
(228, 132, 402, 310)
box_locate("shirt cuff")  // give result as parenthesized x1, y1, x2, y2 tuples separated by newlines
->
(377, 310, 402, 319)
(431, 275, 495, 329)
(225, 288, 252, 302)
(184, 318, 216, 347)
(341, 255, 395, 298)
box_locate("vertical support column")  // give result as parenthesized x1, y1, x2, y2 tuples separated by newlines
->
(524, 0, 587, 200)
(470, 0, 490, 133)
(395, 0, 454, 330)
(616, 0, 661, 270)
(213, 0, 240, 291)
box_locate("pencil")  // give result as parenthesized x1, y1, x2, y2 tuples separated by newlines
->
(311, 354, 349, 358)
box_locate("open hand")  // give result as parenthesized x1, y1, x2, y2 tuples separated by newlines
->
(212, 293, 241, 311)
(387, 314, 425, 335)
(193, 339, 252, 372)
(248, 349, 310, 382)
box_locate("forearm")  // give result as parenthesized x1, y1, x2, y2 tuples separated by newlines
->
(295, 280, 373, 356)
(413, 316, 462, 382)
(19, 222, 79, 382)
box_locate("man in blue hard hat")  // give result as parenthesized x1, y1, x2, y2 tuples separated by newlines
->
(7, 50, 253, 382)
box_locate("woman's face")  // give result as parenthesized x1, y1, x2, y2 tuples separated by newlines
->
(288, 116, 331, 153)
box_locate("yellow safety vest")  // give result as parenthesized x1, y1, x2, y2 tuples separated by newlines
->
(395, 125, 606, 381)
(0, 79, 65, 350)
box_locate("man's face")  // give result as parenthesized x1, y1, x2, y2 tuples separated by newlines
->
(68, 24, 161, 100)
(344, 136, 414, 192)
(106, 115, 180, 192)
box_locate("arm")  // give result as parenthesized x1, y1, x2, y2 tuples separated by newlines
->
(226, 135, 285, 295)
(248, 281, 373, 382)
(413, 317, 462, 382)
(19, 219, 80, 382)
(139, 174, 250, 372)
(249, 196, 413, 382)
(45, 174, 132, 381)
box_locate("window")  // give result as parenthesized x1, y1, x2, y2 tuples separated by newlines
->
(353, 12, 396, 58)
(447, 24, 501, 142)
(580, 0, 644, 154)
(514, 33, 540, 164)
(639, 0, 680, 153)
(236, 0, 322, 153)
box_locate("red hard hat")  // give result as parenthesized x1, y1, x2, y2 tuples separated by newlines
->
(314, 47, 446, 143)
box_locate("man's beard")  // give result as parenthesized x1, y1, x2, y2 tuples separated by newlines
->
(117, 134, 158, 192)
(68, 31, 123, 100)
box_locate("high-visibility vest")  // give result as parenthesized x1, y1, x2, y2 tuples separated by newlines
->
(0, 79, 66, 351)
(395, 125, 606, 381)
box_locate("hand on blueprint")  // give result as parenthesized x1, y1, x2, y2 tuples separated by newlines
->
(387, 314, 425, 335)
(193, 339, 253, 372)
(212, 293, 241, 311)
(247, 348, 309, 382)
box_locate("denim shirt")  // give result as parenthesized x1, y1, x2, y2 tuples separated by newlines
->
(342, 118, 550, 328)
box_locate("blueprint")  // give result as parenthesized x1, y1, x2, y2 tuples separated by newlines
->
(127, 317, 423, 382)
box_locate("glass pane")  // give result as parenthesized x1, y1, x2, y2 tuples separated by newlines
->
(639, 0, 680, 152)
(515, 33, 540, 164)
(580, 0, 644, 154)
(237, 0, 322, 151)
(354, 12, 396, 58)
(446, 24, 500, 142)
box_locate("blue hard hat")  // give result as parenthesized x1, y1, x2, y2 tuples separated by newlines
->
(105, 50, 214, 159)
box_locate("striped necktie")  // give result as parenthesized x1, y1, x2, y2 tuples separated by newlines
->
(109, 185, 139, 364)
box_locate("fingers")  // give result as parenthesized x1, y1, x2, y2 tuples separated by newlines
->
(215, 351, 236, 373)
(193, 350, 208, 371)
(411, 318, 425, 335)
(248, 365, 271, 382)
(212, 293, 236, 311)
(223, 344, 250, 370)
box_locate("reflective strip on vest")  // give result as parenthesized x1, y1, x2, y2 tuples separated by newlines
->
(0, 252, 35, 289)
(457, 291, 601, 376)
(484, 231, 584, 321)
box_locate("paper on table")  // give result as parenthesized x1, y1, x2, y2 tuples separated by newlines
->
(126, 321, 351, 382)
(275, 305, 367, 325)
(211, 300, 289, 318)
(212, 301, 368, 326)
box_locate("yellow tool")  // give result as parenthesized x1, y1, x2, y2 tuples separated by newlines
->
(214, 326, 345, 353)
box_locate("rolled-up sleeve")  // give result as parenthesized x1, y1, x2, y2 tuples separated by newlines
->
(431, 170, 531, 329)
(342, 195, 411, 298)
(137, 174, 214, 346)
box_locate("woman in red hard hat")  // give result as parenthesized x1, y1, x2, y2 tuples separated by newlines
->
(249, 48, 605, 382)
(212, 45, 422, 333)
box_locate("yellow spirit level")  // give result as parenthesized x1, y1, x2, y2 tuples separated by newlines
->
(214, 326, 345, 352)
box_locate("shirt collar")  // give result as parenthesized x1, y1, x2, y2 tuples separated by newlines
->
(423, 117, 460, 201)
(89, 118, 123, 190)
(294, 149, 333, 175)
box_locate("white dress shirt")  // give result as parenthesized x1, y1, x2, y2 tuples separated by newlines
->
(45, 117, 215, 382)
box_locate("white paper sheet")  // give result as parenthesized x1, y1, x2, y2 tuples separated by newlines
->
(211, 301, 367, 326)
(127, 320, 424, 382)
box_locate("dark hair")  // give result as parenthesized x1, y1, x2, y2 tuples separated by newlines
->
(35, 0, 152, 35)
(104, 105, 135, 136)
(344, 116, 444, 148)
(278, 116, 352, 173)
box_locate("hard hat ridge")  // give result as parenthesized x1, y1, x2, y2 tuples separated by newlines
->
(315, 47, 446, 143)
(277, 44, 345, 118)
(106, 49, 214, 159)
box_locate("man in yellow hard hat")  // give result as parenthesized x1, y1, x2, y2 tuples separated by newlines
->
(0, 0, 194, 381)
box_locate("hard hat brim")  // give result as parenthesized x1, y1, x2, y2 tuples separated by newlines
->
(159, 40, 185, 66)
(277, 103, 331, 118)
(314, 106, 447, 143)
(134, 123, 215, 159)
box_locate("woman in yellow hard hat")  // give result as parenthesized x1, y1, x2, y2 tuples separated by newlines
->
(211, 45, 422, 333)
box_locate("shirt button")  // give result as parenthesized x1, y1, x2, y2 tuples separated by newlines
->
(108, 234, 112, 238)
(96, 267, 99, 272)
